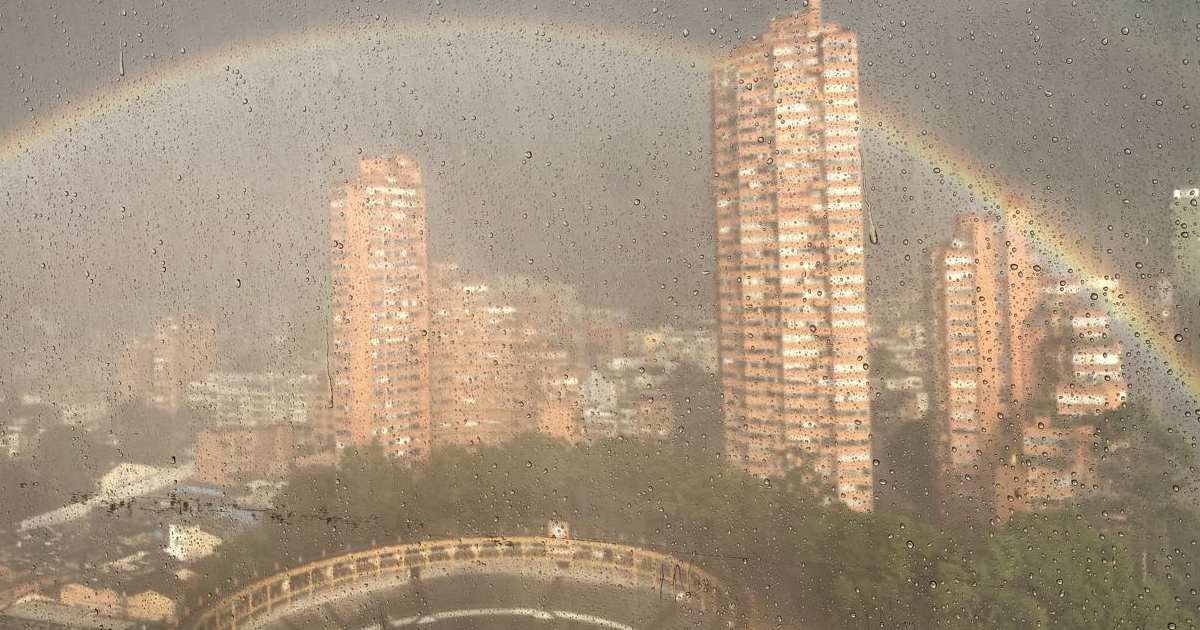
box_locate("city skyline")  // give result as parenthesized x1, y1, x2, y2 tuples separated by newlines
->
(0, 2, 1196, 629)
(0, 2, 1194, 391)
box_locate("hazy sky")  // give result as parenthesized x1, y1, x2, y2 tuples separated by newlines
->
(0, 0, 1196, 383)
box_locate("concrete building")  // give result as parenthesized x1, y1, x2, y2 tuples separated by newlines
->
(429, 264, 530, 447)
(430, 267, 592, 448)
(1171, 188, 1199, 306)
(2, 595, 139, 630)
(581, 358, 673, 442)
(996, 423, 1100, 515)
(163, 524, 222, 562)
(930, 214, 1038, 517)
(490, 275, 586, 444)
(635, 325, 719, 375)
(116, 316, 215, 413)
(0, 396, 56, 458)
(186, 372, 318, 428)
(58, 583, 123, 617)
(1038, 278, 1128, 418)
(330, 155, 432, 459)
(185, 371, 329, 466)
(993, 276, 1126, 518)
(125, 590, 176, 623)
(711, 0, 873, 509)
(871, 320, 931, 423)
(0, 428, 18, 458)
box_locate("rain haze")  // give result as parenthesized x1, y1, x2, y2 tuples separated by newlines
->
(0, 2, 1198, 629)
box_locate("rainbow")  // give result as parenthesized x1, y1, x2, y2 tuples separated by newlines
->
(864, 109, 1200, 405)
(1, 16, 1194, 402)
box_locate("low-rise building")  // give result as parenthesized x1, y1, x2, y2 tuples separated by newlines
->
(58, 583, 123, 617)
(164, 524, 222, 562)
(582, 358, 673, 441)
(186, 372, 319, 428)
(125, 589, 176, 622)
(996, 423, 1099, 515)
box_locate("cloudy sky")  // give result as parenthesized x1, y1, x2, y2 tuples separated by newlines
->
(0, 0, 1195, 386)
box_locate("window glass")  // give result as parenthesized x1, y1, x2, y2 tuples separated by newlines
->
(0, 2, 1196, 629)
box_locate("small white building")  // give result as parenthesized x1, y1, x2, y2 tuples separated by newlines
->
(164, 524, 223, 562)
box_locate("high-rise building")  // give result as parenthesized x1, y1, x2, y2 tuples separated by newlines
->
(711, 0, 873, 510)
(1171, 188, 1199, 312)
(932, 216, 1002, 507)
(428, 268, 590, 446)
(994, 275, 1126, 518)
(329, 155, 432, 459)
(926, 213, 1041, 513)
(429, 263, 530, 446)
(489, 275, 586, 443)
(1039, 278, 1127, 418)
(930, 214, 1038, 517)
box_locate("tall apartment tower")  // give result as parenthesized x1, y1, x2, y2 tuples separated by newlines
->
(712, 0, 873, 510)
(931, 214, 1038, 517)
(330, 155, 432, 459)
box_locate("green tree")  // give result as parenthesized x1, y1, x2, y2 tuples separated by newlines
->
(183, 434, 1189, 629)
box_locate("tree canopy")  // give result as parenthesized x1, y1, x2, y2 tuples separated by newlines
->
(186, 428, 1191, 629)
